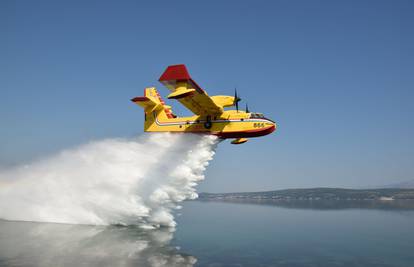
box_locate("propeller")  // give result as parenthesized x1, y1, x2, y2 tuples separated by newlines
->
(234, 88, 241, 112)
(245, 103, 250, 113)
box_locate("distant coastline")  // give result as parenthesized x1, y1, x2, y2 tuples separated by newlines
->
(198, 188, 414, 201)
(196, 188, 414, 210)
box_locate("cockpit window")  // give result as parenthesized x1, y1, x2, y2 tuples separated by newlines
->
(249, 113, 264, 119)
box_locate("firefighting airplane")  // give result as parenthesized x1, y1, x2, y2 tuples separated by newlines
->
(131, 65, 276, 144)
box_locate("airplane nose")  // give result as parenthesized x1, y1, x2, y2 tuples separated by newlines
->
(260, 122, 276, 136)
(266, 119, 276, 133)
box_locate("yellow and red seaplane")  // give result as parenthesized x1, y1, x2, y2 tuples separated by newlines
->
(131, 65, 276, 144)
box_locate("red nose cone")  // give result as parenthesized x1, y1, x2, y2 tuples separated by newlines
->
(266, 125, 276, 135)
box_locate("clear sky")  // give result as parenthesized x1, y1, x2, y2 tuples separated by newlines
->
(1, 0, 413, 192)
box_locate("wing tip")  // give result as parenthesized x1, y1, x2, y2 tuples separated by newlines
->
(159, 64, 190, 81)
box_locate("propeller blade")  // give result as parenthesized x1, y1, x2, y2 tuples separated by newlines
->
(234, 88, 241, 112)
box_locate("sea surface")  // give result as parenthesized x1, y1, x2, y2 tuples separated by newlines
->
(1, 200, 414, 267)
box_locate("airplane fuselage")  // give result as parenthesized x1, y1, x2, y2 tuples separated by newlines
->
(145, 110, 276, 139)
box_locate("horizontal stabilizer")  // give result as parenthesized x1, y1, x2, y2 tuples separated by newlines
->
(131, 88, 164, 113)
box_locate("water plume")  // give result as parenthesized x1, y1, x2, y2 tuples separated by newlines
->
(0, 133, 218, 228)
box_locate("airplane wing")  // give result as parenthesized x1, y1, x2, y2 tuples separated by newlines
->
(159, 65, 225, 115)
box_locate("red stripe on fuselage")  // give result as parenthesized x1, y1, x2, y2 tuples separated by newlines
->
(214, 125, 276, 139)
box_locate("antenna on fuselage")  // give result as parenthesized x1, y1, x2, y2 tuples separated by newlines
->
(245, 103, 250, 113)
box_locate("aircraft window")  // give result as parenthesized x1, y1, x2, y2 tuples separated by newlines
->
(250, 113, 264, 119)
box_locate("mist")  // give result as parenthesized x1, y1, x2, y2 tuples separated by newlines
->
(0, 133, 218, 228)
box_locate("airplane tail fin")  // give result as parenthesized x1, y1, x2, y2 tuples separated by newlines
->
(131, 87, 175, 131)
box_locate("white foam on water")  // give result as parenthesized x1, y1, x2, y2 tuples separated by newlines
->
(0, 133, 218, 228)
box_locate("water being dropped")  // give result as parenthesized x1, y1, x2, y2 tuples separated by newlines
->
(0, 133, 218, 228)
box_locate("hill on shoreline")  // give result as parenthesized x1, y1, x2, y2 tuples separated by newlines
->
(198, 188, 414, 201)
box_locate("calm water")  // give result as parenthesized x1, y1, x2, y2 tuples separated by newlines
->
(1, 200, 414, 267)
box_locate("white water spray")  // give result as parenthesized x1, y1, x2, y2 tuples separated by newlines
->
(0, 133, 218, 228)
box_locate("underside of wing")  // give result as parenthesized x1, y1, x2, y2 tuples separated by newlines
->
(159, 65, 225, 116)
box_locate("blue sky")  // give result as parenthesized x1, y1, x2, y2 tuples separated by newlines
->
(1, 0, 413, 192)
